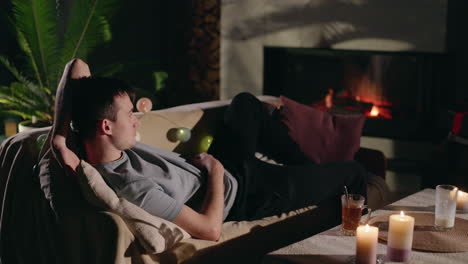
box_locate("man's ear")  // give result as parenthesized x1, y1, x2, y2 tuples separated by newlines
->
(98, 119, 113, 136)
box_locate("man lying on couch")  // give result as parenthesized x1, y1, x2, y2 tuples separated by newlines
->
(53, 59, 369, 241)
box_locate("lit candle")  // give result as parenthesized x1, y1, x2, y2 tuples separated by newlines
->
(387, 211, 414, 262)
(457, 191, 468, 211)
(356, 224, 378, 264)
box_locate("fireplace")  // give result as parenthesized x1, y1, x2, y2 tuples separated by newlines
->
(264, 47, 452, 141)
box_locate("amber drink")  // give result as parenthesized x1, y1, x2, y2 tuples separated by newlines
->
(341, 194, 365, 236)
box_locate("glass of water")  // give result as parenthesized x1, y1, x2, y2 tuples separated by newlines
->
(435, 184, 458, 231)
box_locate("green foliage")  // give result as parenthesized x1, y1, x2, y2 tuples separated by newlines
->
(60, 0, 117, 70)
(154, 71, 168, 92)
(0, 0, 118, 124)
(13, 0, 59, 89)
(146, 71, 169, 109)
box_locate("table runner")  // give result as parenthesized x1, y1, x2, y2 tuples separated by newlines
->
(369, 213, 468, 252)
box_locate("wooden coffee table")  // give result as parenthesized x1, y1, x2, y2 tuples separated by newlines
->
(264, 189, 468, 264)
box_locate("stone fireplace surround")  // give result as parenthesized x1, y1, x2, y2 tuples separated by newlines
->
(220, 0, 448, 195)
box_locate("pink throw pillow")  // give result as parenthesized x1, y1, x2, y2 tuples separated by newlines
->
(279, 96, 366, 164)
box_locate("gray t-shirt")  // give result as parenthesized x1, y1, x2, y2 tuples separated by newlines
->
(94, 142, 238, 221)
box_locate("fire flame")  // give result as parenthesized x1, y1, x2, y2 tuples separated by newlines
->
(370, 106, 379, 117)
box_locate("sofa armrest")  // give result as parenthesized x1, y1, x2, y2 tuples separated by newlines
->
(60, 211, 122, 264)
(354, 147, 387, 179)
(60, 210, 157, 264)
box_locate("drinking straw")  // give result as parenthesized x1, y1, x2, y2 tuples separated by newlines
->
(365, 208, 372, 224)
(344, 185, 349, 208)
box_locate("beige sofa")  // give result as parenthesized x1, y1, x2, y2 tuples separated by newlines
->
(0, 97, 391, 264)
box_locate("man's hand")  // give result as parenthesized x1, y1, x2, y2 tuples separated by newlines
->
(52, 135, 80, 174)
(174, 152, 225, 241)
(191, 152, 224, 175)
(70, 59, 91, 79)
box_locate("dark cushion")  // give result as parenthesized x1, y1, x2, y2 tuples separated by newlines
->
(279, 96, 366, 164)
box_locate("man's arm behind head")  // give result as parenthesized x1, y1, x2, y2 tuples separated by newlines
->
(51, 59, 90, 173)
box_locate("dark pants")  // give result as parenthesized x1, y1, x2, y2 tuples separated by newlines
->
(209, 93, 368, 221)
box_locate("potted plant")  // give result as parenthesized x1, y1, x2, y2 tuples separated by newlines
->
(0, 58, 54, 132)
(0, 0, 118, 131)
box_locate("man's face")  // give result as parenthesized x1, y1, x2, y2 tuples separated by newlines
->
(108, 93, 140, 150)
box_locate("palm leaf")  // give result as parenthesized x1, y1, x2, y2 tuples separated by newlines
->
(16, 30, 43, 88)
(0, 94, 36, 110)
(0, 96, 51, 121)
(32, 110, 52, 121)
(61, 0, 119, 66)
(0, 109, 31, 120)
(0, 83, 51, 118)
(0, 109, 50, 121)
(0, 56, 50, 101)
(12, 0, 59, 89)
(10, 82, 51, 108)
(0, 97, 24, 109)
(92, 62, 124, 77)
(2, 0, 120, 123)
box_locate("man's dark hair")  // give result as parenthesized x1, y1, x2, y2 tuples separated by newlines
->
(70, 77, 135, 140)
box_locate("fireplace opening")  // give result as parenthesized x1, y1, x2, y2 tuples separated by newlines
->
(264, 47, 452, 141)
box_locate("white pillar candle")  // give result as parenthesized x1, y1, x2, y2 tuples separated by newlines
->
(387, 211, 414, 262)
(457, 191, 468, 211)
(356, 224, 378, 264)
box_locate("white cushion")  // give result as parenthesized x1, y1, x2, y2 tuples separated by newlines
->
(76, 160, 190, 254)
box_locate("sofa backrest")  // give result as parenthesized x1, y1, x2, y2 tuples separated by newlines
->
(136, 96, 279, 156)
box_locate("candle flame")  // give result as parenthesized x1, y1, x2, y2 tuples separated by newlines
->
(400, 211, 405, 217)
(365, 224, 370, 232)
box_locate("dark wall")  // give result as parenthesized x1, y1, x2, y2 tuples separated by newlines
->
(447, 0, 468, 102)
(87, 1, 188, 109)
(89, 1, 169, 80)
(0, 0, 18, 86)
(88, 1, 219, 108)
